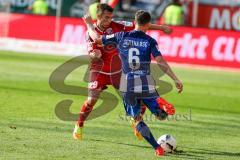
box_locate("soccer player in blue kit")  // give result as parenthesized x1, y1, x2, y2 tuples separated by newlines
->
(88, 10, 183, 156)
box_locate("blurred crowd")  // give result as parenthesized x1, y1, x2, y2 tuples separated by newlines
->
(0, 0, 190, 25)
(0, 0, 239, 26)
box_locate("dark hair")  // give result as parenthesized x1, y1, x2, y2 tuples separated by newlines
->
(97, 3, 113, 15)
(135, 10, 151, 26)
(172, 0, 181, 5)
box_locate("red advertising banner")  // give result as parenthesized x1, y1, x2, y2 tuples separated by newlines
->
(6, 14, 87, 42)
(148, 26, 240, 68)
(188, 4, 240, 31)
(1, 13, 240, 69)
(8, 14, 56, 41)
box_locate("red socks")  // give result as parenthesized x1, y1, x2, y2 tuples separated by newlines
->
(140, 105, 147, 115)
(77, 101, 94, 127)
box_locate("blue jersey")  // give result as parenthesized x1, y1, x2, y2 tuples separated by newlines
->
(102, 30, 162, 94)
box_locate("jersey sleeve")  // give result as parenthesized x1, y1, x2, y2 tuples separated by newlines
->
(102, 32, 124, 45)
(114, 21, 135, 32)
(150, 39, 162, 57)
(123, 21, 135, 31)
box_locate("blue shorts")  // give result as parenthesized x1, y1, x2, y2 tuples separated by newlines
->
(122, 92, 167, 119)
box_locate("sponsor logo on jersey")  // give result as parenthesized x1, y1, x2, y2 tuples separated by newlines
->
(115, 21, 133, 27)
(106, 34, 115, 39)
(105, 28, 113, 34)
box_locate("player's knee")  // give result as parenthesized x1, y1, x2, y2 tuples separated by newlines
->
(86, 97, 98, 106)
(134, 115, 143, 124)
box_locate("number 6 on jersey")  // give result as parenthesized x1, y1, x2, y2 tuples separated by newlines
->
(129, 48, 140, 70)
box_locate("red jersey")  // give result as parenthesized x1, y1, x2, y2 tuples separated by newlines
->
(86, 21, 135, 74)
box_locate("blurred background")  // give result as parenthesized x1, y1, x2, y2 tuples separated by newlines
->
(0, 0, 240, 69)
(0, 2, 240, 159)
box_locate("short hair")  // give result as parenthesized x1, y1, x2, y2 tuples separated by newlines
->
(97, 3, 113, 15)
(135, 10, 151, 26)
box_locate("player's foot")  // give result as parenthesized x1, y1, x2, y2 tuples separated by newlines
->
(73, 124, 83, 140)
(129, 118, 143, 141)
(155, 146, 164, 157)
(157, 97, 175, 115)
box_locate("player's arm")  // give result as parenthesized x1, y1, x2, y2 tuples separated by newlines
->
(90, 35, 103, 45)
(151, 40, 183, 93)
(92, 32, 121, 47)
(83, 14, 100, 41)
(85, 28, 102, 59)
(120, 21, 172, 34)
(149, 24, 173, 34)
(83, 14, 122, 45)
(87, 40, 102, 59)
(155, 56, 183, 93)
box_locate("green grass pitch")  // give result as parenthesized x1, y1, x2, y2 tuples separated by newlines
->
(0, 51, 240, 160)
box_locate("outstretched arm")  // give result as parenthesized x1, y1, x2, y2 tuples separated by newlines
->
(83, 14, 102, 42)
(155, 56, 183, 93)
(83, 14, 103, 59)
(149, 24, 173, 34)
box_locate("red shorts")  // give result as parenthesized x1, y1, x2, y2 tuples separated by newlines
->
(88, 70, 121, 91)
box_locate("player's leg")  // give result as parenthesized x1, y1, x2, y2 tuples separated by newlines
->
(112, 72, 146, 140)
(142, 97, 168, 121)
(130, 97, 171, 141)
(73, 71, 104, 140)
(73, 89, 101, 140)
(129, 103, 146, 140)
(131, 97, 173, 140)
(77, 89, 100, 127)
(140, 97, 175, 116)
(111, 71, 145, 140)
(157, 97, 175, 115)
(140, 104, 147, 115)
(122, 93, 164, 156)
(129, 117, 143, 140)
(134, 117, 164, 156)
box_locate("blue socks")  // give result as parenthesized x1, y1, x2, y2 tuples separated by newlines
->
(136, 121, 160, 149)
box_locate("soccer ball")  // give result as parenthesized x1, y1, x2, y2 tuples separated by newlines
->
(157, 134, 177, 153)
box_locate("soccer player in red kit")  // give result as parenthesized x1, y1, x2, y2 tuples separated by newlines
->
(73, 3, 175, 140)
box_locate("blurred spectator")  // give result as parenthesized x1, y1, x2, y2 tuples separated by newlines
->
(70, 0, 94, 18)
(10, 0, 31, 14)
(163, 0, 184, 25)
(0, 1, 10, 12)
(28, 0, 48, 15)
(131, 0, 161, 11)
(112, 0, 165, 22)
(89, 0, 100, 20)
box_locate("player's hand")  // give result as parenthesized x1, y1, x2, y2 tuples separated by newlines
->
(83, 13, 92, 25)
(174, 79, 183, 93)
(162, 25, 173, 34)
(89, 49, 102, 60)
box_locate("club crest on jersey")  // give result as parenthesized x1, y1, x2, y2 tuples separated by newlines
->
(105, 28, 113, 34)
